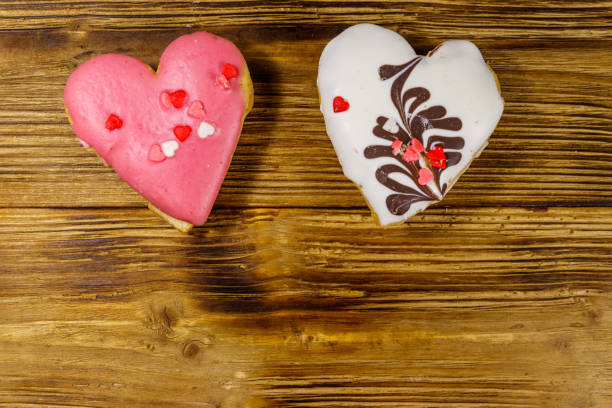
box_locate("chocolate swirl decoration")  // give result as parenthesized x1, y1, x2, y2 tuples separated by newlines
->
(364, 57, 465, 215)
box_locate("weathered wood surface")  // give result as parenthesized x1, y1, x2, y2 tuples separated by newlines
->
(0, 1, 611, 407)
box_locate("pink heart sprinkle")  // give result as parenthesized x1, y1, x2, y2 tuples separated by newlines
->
(391, 140, 402, 155)
(418, 167, 433, 185)
(160, 91, 171, 109)
(217, 74, 230, 89)
(411, 138, 424, 153)
(187, 100, 206, 119)
(148, 144, 166, 162)
(402, 149, 419, 162)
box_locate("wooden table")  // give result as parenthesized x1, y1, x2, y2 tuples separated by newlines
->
(1, 1, 611, 407)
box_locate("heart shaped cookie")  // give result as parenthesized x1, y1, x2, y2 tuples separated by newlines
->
(317, 24, 503, 225)
(64, 32, 253, 231)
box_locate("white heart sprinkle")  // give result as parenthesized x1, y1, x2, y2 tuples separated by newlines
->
(161, 140, 179, 158)
(382, 118, 399, 134)
(198, 121, 215, 139)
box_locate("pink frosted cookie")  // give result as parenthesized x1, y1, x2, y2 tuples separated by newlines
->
(64, 32, 254, 231)
(317, 24, 503, 226)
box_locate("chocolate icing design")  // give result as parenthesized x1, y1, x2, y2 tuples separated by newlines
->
(364, 57, 465, 216)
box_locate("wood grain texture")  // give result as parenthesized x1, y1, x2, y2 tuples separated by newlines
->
(0, 1, 611, 407)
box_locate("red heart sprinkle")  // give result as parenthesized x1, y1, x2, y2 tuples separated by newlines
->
(148, 144, 165, 162)
(427, 145, 447, 169)
(169, 90, 187, 108)
(333, 96, 349, 113)
(173, 125, 192, 142)
(222, 63, 239, 79)
(105, 113, 122, 130)
(418, 168, 433, 185)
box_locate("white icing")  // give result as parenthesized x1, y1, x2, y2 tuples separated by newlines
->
(317, 23, 503, 226)
(161, 140, 179, 158)
(407, 40, 503, 193)
(382, 118, 399, 134)
(198, 121, 215, 139)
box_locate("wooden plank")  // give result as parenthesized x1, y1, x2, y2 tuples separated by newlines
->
(0, 1, 610, 41)
(0, 207, 611, 407)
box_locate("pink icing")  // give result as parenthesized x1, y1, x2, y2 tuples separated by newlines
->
(64, 32, 247, 225)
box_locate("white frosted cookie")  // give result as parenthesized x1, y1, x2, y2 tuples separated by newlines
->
(317, 24, 504, 226)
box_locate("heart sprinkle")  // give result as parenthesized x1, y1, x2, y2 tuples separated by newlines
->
(383, 118, 399, 133)
(173, 125, 192, 142)
(169, 90, 187, 108)
(418, 168, 433, 185)
(160, 91, 172, 109)
(391, 140, 402, 155)
(161, 140, 179, 158)
(217, 74, 230, 89)
(427, 145, 447, 169)
(105, 114, 123, 130)
(410, 138, 424, 153)
(402, 149, 419, 162)
(187, 100, 206, 119)
(148, 144, 166, 162)
(198, 121, 215, 139)
(333, 96, 350, 113)
(222, 63, 239, 79)
(391, 139, 421, 162)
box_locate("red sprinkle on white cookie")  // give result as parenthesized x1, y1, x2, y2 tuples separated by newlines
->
(427, 145, 447, 169)
(333, 96, 350, 113)
(105, 114, 122, 130)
